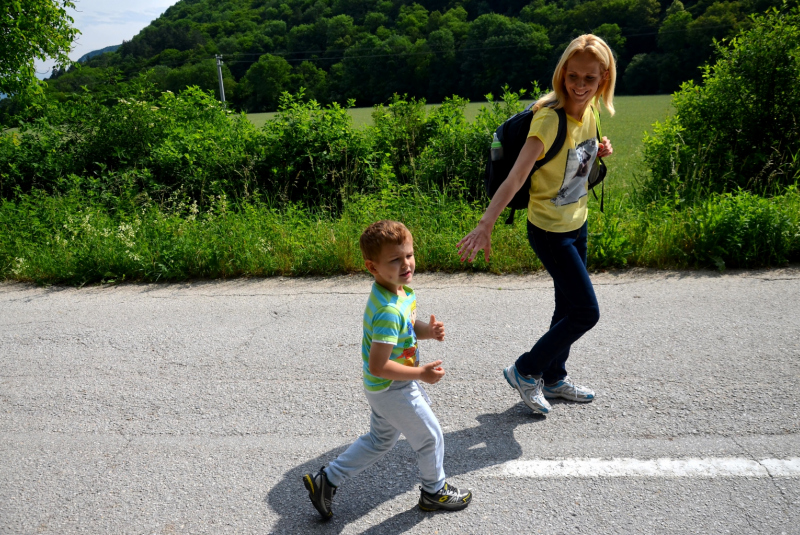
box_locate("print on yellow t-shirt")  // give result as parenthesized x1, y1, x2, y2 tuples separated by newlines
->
(552, 137, 599, 207)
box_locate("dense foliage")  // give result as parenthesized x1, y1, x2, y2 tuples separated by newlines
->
(0, 0, 78, 97)
(2, 8, 799, 284)
(640, 5, 800, 202)
(0, 78, 524, 209)
(25, 0, 788, 115)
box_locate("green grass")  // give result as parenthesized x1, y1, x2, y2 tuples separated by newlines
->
(598, 94, 674, 195)
(2, 185, 797, 284)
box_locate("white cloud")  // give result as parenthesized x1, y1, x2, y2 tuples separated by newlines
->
(35, 0, 178, 78)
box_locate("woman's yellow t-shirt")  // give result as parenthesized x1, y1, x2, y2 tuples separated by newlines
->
(526, 105, 599, 233)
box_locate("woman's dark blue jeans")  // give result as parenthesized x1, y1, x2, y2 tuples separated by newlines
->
(514, 220, 600, 383)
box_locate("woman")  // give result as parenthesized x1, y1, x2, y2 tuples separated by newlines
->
(457, 34, 616, 415)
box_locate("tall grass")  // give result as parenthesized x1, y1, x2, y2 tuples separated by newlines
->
(2, 185, 797, 285)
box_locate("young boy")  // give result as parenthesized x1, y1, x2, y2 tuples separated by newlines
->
(302, 220, 472, 519)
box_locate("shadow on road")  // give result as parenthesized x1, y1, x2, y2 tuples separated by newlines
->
(265, 404, 543, 534)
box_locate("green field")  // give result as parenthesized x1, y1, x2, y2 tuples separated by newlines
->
(595, 95, 674, 194)
(247, 94, 674, 194)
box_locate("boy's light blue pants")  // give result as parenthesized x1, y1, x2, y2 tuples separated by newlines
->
(324, 380, 445, 494)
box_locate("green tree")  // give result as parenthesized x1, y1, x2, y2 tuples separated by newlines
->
(460, 15, 550, 100)
(337, 34, 418, 104)
(396, 3, 430, 41)
(642, 6, 800, 201)
(658, 1, 692, 54)
(290, 61, 329, 102)
(1, 0, 79, 96)
(592, 23, 626, 54)
(623, 53, 660, 94)
(425, 28, 458, 101)
(236, 54, 292, 111)
(16, 0, 790, 106)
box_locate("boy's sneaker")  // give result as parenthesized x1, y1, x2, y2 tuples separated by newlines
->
(543, 376, 595, 402)
(302, 467, 336, 520)
(503, 364, 551, 414)
(419, 482, 472, 511)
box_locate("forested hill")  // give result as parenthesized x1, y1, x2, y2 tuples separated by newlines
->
(48, 0, 783, 111)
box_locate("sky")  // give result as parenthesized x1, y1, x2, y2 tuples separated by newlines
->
(36, 0, 179, 78)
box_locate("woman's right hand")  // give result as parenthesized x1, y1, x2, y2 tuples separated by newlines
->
(456, 137, 543, 264)
(457, 221, 493, 263)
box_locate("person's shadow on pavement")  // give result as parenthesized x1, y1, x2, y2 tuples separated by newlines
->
(264, 403, 543, 534)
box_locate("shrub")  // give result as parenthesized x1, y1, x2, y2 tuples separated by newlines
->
(0, 81, 265, 205)
(370, 95, 430, 186)
(640, 6, 800, 203)
(256, 92, 377, 210)
(684, 189, 798, 269)
(631, 187, 800, 269)
(0, 80, 165, 197)
(369, 87, 531, 200)
(146, 87, 263, 203)
(415, 96, 485, 198)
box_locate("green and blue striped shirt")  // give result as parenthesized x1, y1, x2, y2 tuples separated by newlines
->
(362, 282, 418, 392)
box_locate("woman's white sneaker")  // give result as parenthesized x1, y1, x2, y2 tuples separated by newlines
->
(503, 365, 551, 414)
(543, 376, 595, 402)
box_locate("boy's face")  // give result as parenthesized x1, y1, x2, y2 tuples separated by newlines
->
(366, 236, 415, 294)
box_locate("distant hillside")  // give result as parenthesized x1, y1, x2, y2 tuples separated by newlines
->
(77, 45, 121, 64)
(45, 0, 785, 111)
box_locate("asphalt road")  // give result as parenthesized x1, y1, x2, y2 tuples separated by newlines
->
(1, 268, 799, 534)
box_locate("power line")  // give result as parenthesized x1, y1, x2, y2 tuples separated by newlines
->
(73, 19, 743, 74)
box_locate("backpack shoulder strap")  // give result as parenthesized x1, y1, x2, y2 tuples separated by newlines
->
(590, 102, 605, 212)
(534, 106, 567, 170)
(591, 102, 602, 139)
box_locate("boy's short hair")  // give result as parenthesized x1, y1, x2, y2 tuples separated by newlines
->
(360, 220, 412, 261)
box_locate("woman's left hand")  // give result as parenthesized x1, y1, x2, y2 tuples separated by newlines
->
(598, 136, 613, 158)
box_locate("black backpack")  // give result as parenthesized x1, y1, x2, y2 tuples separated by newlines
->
(484, 102, 606, 223)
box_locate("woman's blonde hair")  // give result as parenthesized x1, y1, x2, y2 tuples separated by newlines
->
(534, 34, 616, 116)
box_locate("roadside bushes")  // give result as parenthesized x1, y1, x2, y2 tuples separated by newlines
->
(0, 83, 262, 203)
(368, 87, 531, 199)
(0, 81, 166, 197)
(632, 187, 800, 269)
(640, 6, 800, 203)
(1, 81, 516, 210)
(257, 92, 376, 209)
(3, 61, 798, 284)
(146, 88, 263, 201)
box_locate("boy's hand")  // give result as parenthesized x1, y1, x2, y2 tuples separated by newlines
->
(419, 360, 445, 384)
(429, 314, 445, 341)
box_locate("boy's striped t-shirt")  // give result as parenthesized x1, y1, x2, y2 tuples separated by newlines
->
(362, 282, 418, 393)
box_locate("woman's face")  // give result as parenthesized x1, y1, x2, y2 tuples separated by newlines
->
(563, 50, 608, 109)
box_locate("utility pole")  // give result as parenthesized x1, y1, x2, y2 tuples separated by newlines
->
(215, 55, 226, 105)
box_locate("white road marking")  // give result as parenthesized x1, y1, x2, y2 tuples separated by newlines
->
(500, 458, 800, 478)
